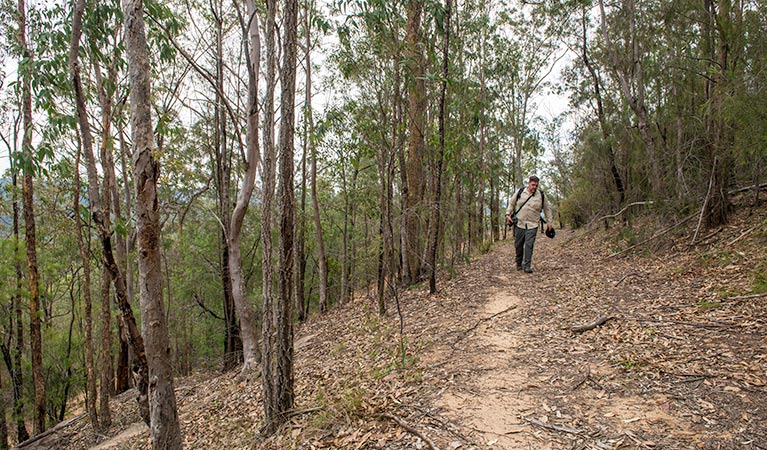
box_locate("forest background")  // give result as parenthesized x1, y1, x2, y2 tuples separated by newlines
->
(0, 0, 765, 446)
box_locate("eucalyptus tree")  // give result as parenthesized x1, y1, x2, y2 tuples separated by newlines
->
(331, 0, 406, 310)
(597, 0, 661, 197)
(428, 0, 450, 294)
(403, 0, 427, 285)
(229, 0, 262, 377)
(261, 0, 278, 411)
(0, 97, 30, 441)
(67, 0, 153, 427)
(124, 0, 182, 445)
(308, 0, 329, 313)
(16, 0, 46, 434)
(263, 0, 299, 433)
(67, 0, 98, 428)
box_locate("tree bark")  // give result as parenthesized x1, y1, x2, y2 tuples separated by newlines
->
(18, 0, 46, 434)
(296, 0, 313, 321)
(264, 0, 298, 434)
(261, 0, 278, 427)
(9, 158, 29, 442)
(69, 5, 99, 429)
(429, 0, 450, 294)
(404, 0, 426, 285)
(229, 0, 262, 378)
(123, 0, 182, 446)
(309, 29, 328, 312)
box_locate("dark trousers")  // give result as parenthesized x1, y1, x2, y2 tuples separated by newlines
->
(514, 225, 538, 270)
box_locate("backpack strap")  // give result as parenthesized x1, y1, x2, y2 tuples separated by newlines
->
(512, 188, 534, 218)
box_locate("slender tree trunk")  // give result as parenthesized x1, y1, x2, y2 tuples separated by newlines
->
(99, 265, 113, 427)
(0, 367, 6, 449)
(264, 0, 298, 434)
(229, 0, 262, 377)
(296, 0, 313, 322)
(9, 159, 29, 443)
(18, 0, 45, 433)
(261, 0, 278, 426)
(429, 0, 450, 294)
(704, 0, 738, 227)
(404, 0, 426, 284)
(123, 0, 182, 445)
(98, 65, 132, 394)
(580, 6, 624, 205)
(210, 0, 240, 371)
(308, 18, 328, 312)
(69, 4, 99, 429)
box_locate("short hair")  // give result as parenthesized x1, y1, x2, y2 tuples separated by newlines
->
(528, 175, 539, 183)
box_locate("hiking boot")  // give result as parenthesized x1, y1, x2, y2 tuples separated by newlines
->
(524, 267, 533, 274)
(516, 265, 523, 271)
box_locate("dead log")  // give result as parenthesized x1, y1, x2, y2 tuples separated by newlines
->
(570, 315, 615, 333)
(13, 414, 86, 449)
(377, 413, 441, 450)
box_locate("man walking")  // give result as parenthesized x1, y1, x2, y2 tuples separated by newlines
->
(505, 175, 553, 273)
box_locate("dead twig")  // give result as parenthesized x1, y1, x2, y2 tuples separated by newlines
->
(570, 367, 591, 391)
(728, 182, 767, 195)
(285, 406, 323, 420)
(594, 201, 655, 223)
(691, 156, 718, 245)
(726, 223, 762, 247)
(614, 273, 641, 286)
(571, 315, 615, 333)
(377, 413, 441, 450)
(452, 305, 518, 346)
(722, 292, 767, 302)
(525, 417, 582, 435)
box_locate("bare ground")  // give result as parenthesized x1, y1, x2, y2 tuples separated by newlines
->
(21, 198, 767, 450)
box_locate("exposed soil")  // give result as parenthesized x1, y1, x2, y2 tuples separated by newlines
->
(19, 197, 767, 449)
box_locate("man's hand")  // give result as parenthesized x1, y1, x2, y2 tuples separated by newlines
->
(546, 223, 553, 231)
(505, 214, 512, 225)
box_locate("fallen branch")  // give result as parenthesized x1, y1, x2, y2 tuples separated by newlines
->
(377, 413, 441, 450)
(571, 315, 615, 333)
(729, 182, 767, 195)
(726, 223, 761, 247)
(606, 212, 697, 259)
(525, 417, 582, 435)
(688, 226, 723, 247)
(595, 201, 654, 223)
(614, 273, 641, 286)
(285, 407, 323, 420)
(452, 305, 518, 346)
(14, 414, 86, 449)
(722, 292, 767, 302)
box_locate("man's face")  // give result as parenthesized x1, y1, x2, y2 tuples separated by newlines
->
(528, 180, 539, 192)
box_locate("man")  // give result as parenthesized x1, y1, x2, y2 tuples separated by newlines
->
(505, 175, 553, 273)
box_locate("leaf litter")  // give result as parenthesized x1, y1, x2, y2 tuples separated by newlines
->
(31, 195, 767, 449)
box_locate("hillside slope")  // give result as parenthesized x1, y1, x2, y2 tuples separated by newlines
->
(22, 195, 767, 449)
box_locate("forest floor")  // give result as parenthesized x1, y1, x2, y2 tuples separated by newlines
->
(21, 193, 767, 450)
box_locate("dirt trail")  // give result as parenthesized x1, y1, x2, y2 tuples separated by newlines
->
(421, 229, 766, 449)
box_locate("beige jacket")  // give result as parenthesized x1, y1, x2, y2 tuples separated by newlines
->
(506, 188, 553, 230)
